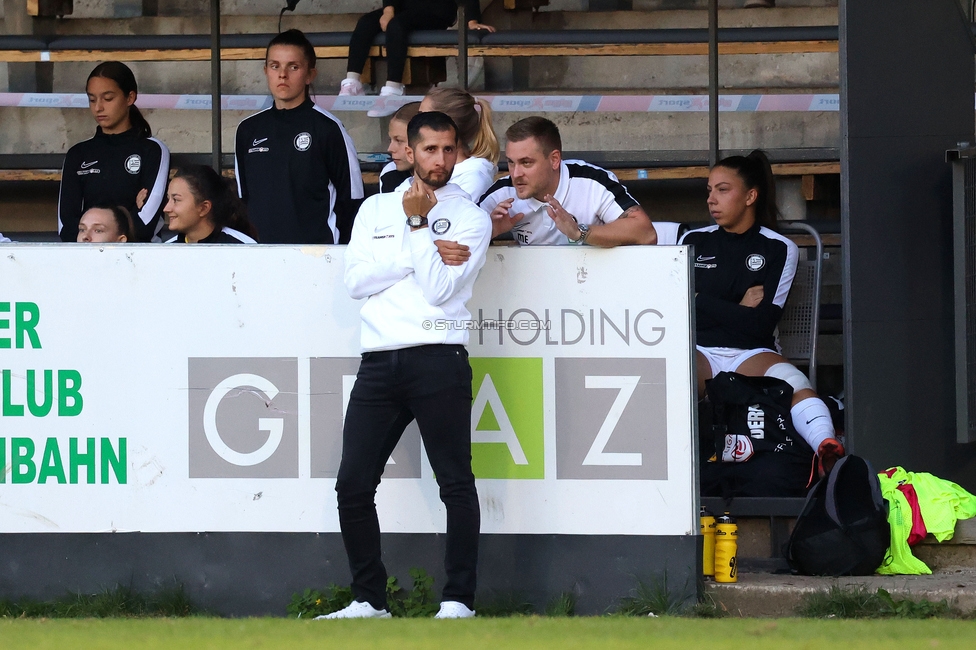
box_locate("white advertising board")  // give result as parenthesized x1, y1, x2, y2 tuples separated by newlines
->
(0, 245, 695, 536)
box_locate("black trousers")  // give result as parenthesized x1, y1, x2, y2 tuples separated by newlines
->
(335, 344, 480, 610)
(347, 1, 458, 83)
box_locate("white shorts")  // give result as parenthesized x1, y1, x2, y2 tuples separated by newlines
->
(697, 345, 778, 377)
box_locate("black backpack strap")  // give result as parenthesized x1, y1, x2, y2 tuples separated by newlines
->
(823, 455, 851, 528)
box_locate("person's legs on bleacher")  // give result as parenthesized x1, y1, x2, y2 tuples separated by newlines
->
(342, 8, 385, 95)
(382, 3, 457, 92)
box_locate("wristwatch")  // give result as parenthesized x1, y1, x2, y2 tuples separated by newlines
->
(569, 222, 590, 244)
(406, 215, 428, 228)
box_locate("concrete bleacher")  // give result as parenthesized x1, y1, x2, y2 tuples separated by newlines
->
(0, 1, 846, 377)
(0, 1, 841, 170)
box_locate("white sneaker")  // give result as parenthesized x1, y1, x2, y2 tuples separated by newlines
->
(339, 78, 364, 96)
(434, 601, 475, 619)
(367, 85, 406, 118)
(313, 600, 392, 619)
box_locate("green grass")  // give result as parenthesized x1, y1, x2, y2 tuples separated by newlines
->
(2, 617, 976, 649)
(0, 585, 197, 618)
(797, 586, 969, 619)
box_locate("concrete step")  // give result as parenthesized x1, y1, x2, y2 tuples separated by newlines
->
(707, 568, 976, 617)
(0, 103, 840, 156)
(731, 515, 976, 571)
(2, 6, 839, 93)
(708, 518, 976, 617)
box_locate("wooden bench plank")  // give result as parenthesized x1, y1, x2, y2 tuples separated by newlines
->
(0, 162, 838, 185)
(0, 40, 840, 63)
(614, 162, 839, 181)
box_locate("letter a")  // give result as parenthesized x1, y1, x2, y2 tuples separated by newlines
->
(471, 375, 528, 465)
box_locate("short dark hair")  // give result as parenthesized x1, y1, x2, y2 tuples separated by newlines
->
(505, 116, 562, 155)
(407, 111, 459, 148)
(88, 203, 135, 241)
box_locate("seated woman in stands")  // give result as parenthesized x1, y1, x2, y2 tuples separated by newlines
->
(163, 166, 257, 244)
(680, 151, 844, 491)
(392, 87, 499, 201)
(76, 205, 135, 243)
(59, 61, 170, 242)
(339, 1, 494, 101)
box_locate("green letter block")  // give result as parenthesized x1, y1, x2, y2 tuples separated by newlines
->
(11, 438, 36, 483)
(27, 369, 53, 417)
(101, 438, 126, 485)
(469, 358, 545, 479)
(3, 369, 24, 417)
(58, 370, 83, 416)
(69, 437, 96, 484)
(38, 438, 66, 484)
(15, 303, 41, 349)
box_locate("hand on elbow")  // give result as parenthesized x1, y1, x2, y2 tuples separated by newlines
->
(739, 285, 764, 307)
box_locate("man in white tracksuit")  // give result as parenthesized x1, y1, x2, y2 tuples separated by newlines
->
(322, 111, 491, 620)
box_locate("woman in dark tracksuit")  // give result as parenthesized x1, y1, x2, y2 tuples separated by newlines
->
(235, 29, 364, 244)
(339, 1, 495, 99)
(680, 150, 844, 495)
(59, 61, 169, 242)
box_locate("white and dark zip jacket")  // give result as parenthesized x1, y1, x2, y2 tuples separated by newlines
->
(680, 222, 798, 351)
(58, 127, 170, 242)
(235, 98, 364, 244)
(165, 226, 256, 244)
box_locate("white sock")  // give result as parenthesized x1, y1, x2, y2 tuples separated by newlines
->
(385, 81, 405, 92)
(791, 397, 834, 451)
(345, 72, 361, 82)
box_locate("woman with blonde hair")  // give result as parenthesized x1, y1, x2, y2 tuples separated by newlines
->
(396, 87, 500, 201)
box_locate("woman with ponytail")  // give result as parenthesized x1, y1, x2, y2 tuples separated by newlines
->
(680, 150, 845, 490)
(59, 61, 170, 242)
(164, 165, 257, 244)
(394, 87, 499, 201)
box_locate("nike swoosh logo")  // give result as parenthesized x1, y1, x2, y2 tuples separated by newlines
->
(697, 255, 715, 262)
(805, 415, 827, 425)
(252, 138, 268, 146)
(80, 161, 97, 169)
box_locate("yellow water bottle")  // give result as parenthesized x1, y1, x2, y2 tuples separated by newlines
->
(700, 506, 716, 578)
(714, 513, 738, 584)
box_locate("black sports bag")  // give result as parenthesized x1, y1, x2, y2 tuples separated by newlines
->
(706, 371, 813, 463)
(786, 455, 890, 576)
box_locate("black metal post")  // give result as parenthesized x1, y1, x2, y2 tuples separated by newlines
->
(707, 0, 719, 166)
(210, 0, 222, 172)
(457, 3, 468, 90)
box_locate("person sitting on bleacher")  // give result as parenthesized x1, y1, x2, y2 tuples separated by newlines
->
(477, 117, 656, 247)
(393, 88, 500, 202)
(679, 150, 844, 478)
(59, 61, 170, 243)
(164, 166, 257, 244)
(379, 102, 421, 193)
(76, 205, 135, 243)
(339, 1, 495, 101)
